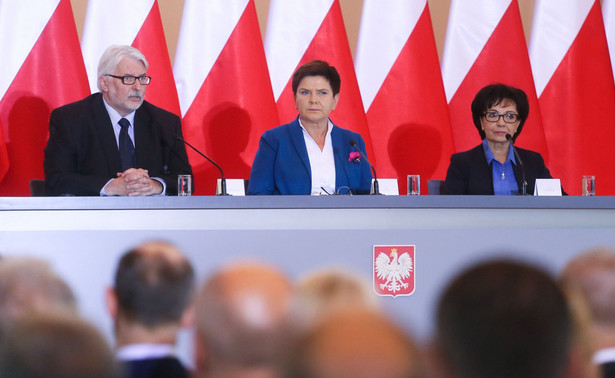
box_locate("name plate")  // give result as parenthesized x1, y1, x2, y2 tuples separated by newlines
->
(217, 179, 246, 196)
(534, 179, 562, 196)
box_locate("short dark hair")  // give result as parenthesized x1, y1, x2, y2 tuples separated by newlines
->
(471, 84, 529, 141)
(435, 259, 573, 378)
(114, 242, 194, 326)
(292, 60, 341, 96)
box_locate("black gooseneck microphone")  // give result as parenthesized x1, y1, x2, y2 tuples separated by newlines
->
(349, 139, 380, 195)
(506, 134, 527, 195)
(176, 136, 228, 196)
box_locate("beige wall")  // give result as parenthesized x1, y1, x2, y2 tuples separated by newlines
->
(71, 0, 538, 64)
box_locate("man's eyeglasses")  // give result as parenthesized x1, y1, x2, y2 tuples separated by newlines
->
(105, 74, 152, 85)
(483, 112, 519, 124)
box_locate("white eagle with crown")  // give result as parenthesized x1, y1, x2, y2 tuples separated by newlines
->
(375, 248, 413, 293)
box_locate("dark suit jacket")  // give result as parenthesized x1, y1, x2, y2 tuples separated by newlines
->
(121, 356, 189, 378)
(443, 144, 558, 195)
(44, 93, 192, 196)
(602, 361, 615, 378)
(247, 117, 372, 195)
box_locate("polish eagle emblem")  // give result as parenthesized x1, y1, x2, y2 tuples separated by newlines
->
(374, 248, 413, 295)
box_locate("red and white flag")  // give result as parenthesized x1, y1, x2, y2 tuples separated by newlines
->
(265, 0, 374, 159)
(530, 0, 615, 195)
(174, 0, 279, 195)
(0, 0, 89, 195)
(604, 0, 615, 79)
(81, 0, 180, 115)
(442, 0, 548, 158)
(355, 0, 454, 194)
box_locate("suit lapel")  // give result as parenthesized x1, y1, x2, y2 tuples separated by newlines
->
(289, 119, 311, 176)
(331, 125, 350, 188)
(91, 94, 122, 174)
(134, 104, 157, 171)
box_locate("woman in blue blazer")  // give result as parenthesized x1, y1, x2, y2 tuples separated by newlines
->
(248, 60, 372, 195)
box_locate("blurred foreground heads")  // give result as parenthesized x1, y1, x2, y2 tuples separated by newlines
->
(194, 262, 294, 378)
(284, 309, 424, 378)
(0, 257, 77, 338)
(434, 259, 574, 378)
(561, 247, 615, 378)
(0, 312, 118, 378)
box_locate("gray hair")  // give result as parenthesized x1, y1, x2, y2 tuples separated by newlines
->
(97, 45, 149, 91)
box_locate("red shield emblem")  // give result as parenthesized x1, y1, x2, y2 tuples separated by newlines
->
(373, 245, 415, 297)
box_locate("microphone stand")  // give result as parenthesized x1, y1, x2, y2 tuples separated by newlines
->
(350, 140, 380, 195)
(177, 136, 228, 195)
(506, 134, 527, 195)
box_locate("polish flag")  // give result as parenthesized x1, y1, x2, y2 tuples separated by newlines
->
(265, 0, 374, 159)
(605, 0, 615, 79)
(442, 0, 548, 158)
(0, 0, 89, 195)
(174, 0, 279, 195)
(530, 0, 615, 195)
(355, 0, 455, 194)
(81, 0, 180, 115)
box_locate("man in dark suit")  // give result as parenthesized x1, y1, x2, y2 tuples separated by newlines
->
(107, 241, 194, 378)
(44, 45, 191, 196)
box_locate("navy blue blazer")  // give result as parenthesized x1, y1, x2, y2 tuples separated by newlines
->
(121, 356, 189, 378)
(247, 118, 372, 195)
(44, 93, 192, 196)
(443, 144, 559, 195)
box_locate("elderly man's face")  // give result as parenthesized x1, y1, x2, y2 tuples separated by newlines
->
(100, 57, 147, 116)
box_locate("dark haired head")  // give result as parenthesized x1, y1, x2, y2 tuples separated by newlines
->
(435, 259, 573, 378)
(292, 60, 341, 96)
(114, 241, 194, 326)
(471, 84, 529, 141)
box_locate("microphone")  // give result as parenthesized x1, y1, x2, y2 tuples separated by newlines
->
(176, 136, 228, 196)
(349, 139, 380, 195)
(506, 134, 527, 195)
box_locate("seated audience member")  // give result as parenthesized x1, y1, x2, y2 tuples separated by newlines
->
(107, 241, 194, 378)
(284, 309, 424, 378)
(194, 261, 294, 378)
(444, 84, 559, 195)
(0, 256, 77, 337)
(247, 60, 372, 195)
(0, 312, 119, 377)
(293, 267, 380, 329)
(44, 44, 192, 196)
(561, 247, 615, 378)
(433, 259, 574, 378)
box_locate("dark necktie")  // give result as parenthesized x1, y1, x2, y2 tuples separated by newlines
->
(118, 118, 136, 171)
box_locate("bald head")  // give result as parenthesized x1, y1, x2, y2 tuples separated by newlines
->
(562, 247, 615, 328)
(0, 257, 77, 332)
(113, 241, 194, 326)
(285, 309, 422, 378)
(195, 262, 293, 374)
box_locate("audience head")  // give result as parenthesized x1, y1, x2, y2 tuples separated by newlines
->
(561, 247, 615, 331)
(471, 83, 529, 142)
(0, 312, 118, 378)
(108, 241, 194, 332)
(434, 259, 573, 378)
(194, 261, 294, 377)
(292, 60, 341, 96)
(294, 267, 380, 329)
(284, 309, 423, 378)
(0, 256, 77, 334)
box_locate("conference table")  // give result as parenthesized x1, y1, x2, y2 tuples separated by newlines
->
(2, 195, 615, 363)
